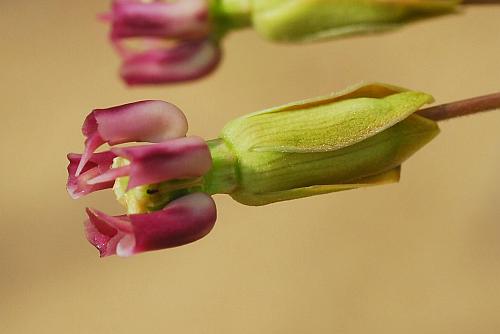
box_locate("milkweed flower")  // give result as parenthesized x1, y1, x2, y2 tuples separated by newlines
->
(103, 0, 459, 85)
(67, 83, 439, 256)
(68, 100, 217, 257)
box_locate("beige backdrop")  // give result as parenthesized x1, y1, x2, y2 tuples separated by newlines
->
(1, 1, 499, 333)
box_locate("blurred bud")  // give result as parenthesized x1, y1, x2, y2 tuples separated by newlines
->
(242, 0, 460, 42)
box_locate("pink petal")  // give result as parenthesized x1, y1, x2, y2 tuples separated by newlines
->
(130, 192, 217, 254)
(111, 136, 212, 189)
(120, 39, 221, 85)
(76, 100, 188, 174)
(67, 152, 117, 199)
(110, 0, 209, 39)
(84, 193, 217, 257)
(85, 100, 188, 145)
(84, 208, 132, 257)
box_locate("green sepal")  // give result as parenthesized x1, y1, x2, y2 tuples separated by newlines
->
(222, 82, 434, 153)
(224, 114, 439, 205)
(230, 166, 401, 206)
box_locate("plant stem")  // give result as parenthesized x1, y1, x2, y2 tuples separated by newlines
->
(462, 0, 500, 4)
(417, 92, 500, 121)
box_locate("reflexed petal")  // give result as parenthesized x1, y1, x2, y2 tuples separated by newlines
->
(76, 100, 188, 174)
(130, 192, 217, 254)
(84, 193, 217, 257)
(84, 100, 188, 144)
(67, 152, 117, 199)
(110, 0, 209, 39)
(85, 208, 132, 257)
(120, 39, 221, 85)
(112, 136, 212, 189)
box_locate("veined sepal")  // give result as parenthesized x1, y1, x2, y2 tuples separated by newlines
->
(220, 83, 439, 205)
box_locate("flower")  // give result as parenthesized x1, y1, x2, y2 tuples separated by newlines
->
(68, 100, 216, 257)
(103, 0, 459, 85)
(68, 83, 440, 256)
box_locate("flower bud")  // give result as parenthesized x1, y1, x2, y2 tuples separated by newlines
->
(216, 0, 460, 42)
(213, 82, 439, 205)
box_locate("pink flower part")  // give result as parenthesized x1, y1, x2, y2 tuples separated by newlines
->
(67, 151, 117, 199)
(102, 136, 212, 190)
(110, 0, 209, 39)
(76, 100, 188, 176)
(85, 192, 217, 257)
(120, 39, 221, 85)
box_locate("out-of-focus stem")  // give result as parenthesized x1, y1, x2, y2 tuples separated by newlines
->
(417, 92, 500, 121)
(210, 0, 251, 31)
(462, 0, 500, 4)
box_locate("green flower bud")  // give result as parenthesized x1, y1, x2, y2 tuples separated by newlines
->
(212, 0, 460, 42)
(212, 82, 438, 205)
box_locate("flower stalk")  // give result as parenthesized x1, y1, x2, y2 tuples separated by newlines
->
(462, 0, 500, 4)
(417, 91, 500, 121)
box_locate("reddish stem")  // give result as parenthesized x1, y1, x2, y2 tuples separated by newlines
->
(462, 0, 500, 4)
(417, 92, 500, 121)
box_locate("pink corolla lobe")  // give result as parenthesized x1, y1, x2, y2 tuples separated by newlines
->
(88, 136, 212, 190)
(109, 0, 209, 40)
(120, 39, 221, 85)
(105, 0, 221, 85)
(67, 151, 117, 199)
(76, 100, 188, 176)
(85, 193, 217, 257)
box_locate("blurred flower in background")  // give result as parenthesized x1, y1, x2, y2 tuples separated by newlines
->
(107, 0, 221, 85)
(103, 0, 460, 85)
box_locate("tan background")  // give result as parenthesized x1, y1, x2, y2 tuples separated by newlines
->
(1, 1, 499, 333)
